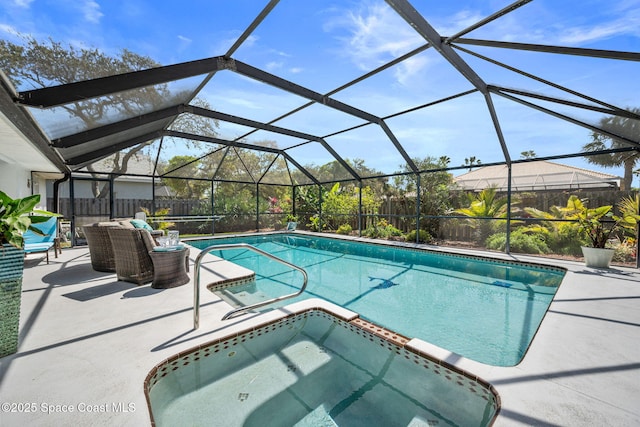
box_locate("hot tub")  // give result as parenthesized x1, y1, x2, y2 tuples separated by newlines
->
(145, 302, 499, 426)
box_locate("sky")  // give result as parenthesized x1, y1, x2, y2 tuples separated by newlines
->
(0, 0, 639, 186)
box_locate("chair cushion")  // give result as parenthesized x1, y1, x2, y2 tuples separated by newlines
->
(130, 219, 154, 232)
(24, 242, 54, 253)
(23, 216, 58, 244)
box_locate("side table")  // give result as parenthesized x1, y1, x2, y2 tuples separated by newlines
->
(149, 247, 190, 289)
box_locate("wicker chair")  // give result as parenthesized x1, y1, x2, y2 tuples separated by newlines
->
(83, 220, 164, 273)
(82, 222, 121, 272)
(106, 227, 156, 285)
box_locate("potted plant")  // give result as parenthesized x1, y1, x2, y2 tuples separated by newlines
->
(1, 191, 56, 357)
(566, 195, 638, 268)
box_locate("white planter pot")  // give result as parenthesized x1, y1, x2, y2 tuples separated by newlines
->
(581, 246, 615, 268)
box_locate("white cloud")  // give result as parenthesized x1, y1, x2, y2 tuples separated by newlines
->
(393, 55, 428, 87)
(266, 61, 283, 71)
(178, 35, 192, 44)
(81, 1, 103, 24)
(326, 2, 424, 72)
(13, 0, 34, 7)
(437, 9, 486, 36)
(0, 23, 19, 35)
(560, 11, 640, 43)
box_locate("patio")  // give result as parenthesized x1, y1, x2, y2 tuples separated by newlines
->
(1, 239, 638, 426)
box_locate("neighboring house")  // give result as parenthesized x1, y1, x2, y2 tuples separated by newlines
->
(47, 155, 174, 199)
(453, 161, 621, 192)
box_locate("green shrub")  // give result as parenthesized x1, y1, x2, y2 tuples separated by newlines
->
(548, 223, 585, 256)
(363, 219, 403, 239)
(306, 214, 325, 232)
(486, 229, 550, 254)
(336, 224, 352, 235)
(404, 229, 432, 244)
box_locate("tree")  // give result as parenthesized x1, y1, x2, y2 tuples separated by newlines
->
(463, 156, 482, 170)
(454, 186, 509, 245)
(520, 150, 536, 159)
(0, 35, 218, 197)
(321, 182, 379, 230)
(162, 155, 210, 199)
(393, 156, 455, 237)
(582, 108, 640, 190)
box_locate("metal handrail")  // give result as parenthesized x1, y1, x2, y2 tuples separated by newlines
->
(193, 243, 308, 328)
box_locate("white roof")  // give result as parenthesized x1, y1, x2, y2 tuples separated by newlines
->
(454, 161, 621, 191)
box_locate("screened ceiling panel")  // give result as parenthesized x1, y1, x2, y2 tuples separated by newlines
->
(213, 147, 258, 183)
(455, 48, 608, 109)
(324, 125, 407, 177)
(4, 0, 638, 187)
(169, 112, 219, 138)
(78, 144, 158, 174)
(289, 167, 316, 186)
(201, 71, 312, 124)
(457, 46, 640, 110)
(385, 91, 505, 167)
(157, 138, 227, 179)
(284, 141, 357, 183)
(244, 130, 311, 150)
(458, 0, 637, 51)
(231, 0, 424, 93)
(509, 96, 640, 147)
(491, 95, 602, 159)
(408, 2, 523, 37)
(163, 147, 230, 180)
(213, 120, 262, 142)
(275, 102, 368, 137)
(331, 47, 475, 117)
(58, 119, 170, 167)
(260, 155, 293, 185)
(27, 75, 208, 140)
(236, 148, 278, 179)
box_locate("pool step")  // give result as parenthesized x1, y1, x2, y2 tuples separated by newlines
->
(208, 279, 273, 309)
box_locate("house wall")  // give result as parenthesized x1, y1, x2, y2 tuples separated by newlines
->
(0, 158, 48, 208)
(47, 179, 154, 199)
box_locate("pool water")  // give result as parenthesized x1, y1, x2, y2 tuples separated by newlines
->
(146, 309, 499, 426)
(191, 234, 565, 366)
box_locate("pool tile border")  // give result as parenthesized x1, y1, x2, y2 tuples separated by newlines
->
(189, 231, 566, 275)
(205, 273, 256, 293)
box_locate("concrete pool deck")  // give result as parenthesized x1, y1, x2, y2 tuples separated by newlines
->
(1, 238, 639, 426)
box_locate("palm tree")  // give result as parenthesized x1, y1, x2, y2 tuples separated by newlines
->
(582, 108, 640, 190)
(454, 187, 509, 245)
(618, 193, 640, 237)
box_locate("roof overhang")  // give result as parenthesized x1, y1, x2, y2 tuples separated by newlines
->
(0, 72, 68, 174)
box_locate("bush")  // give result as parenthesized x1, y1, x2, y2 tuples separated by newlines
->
(486, 229, 550, 254)
(336, 224, 352, 235)
(611, 238, 636, 263)
(363, 219, 403, 239)
(306, 214, 325, 232)
(404, 229, 432, 244)
(547, 223, 585, 256)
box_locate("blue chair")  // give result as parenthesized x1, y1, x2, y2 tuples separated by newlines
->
(23, 216, 61, 264)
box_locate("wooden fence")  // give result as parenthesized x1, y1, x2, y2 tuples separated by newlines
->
(50, 189, 635, 242)
(49, 198, 204, 218)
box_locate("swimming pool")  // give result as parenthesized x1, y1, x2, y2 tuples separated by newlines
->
(190, 233, 565, 366)
(146, 306, 500, 426)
